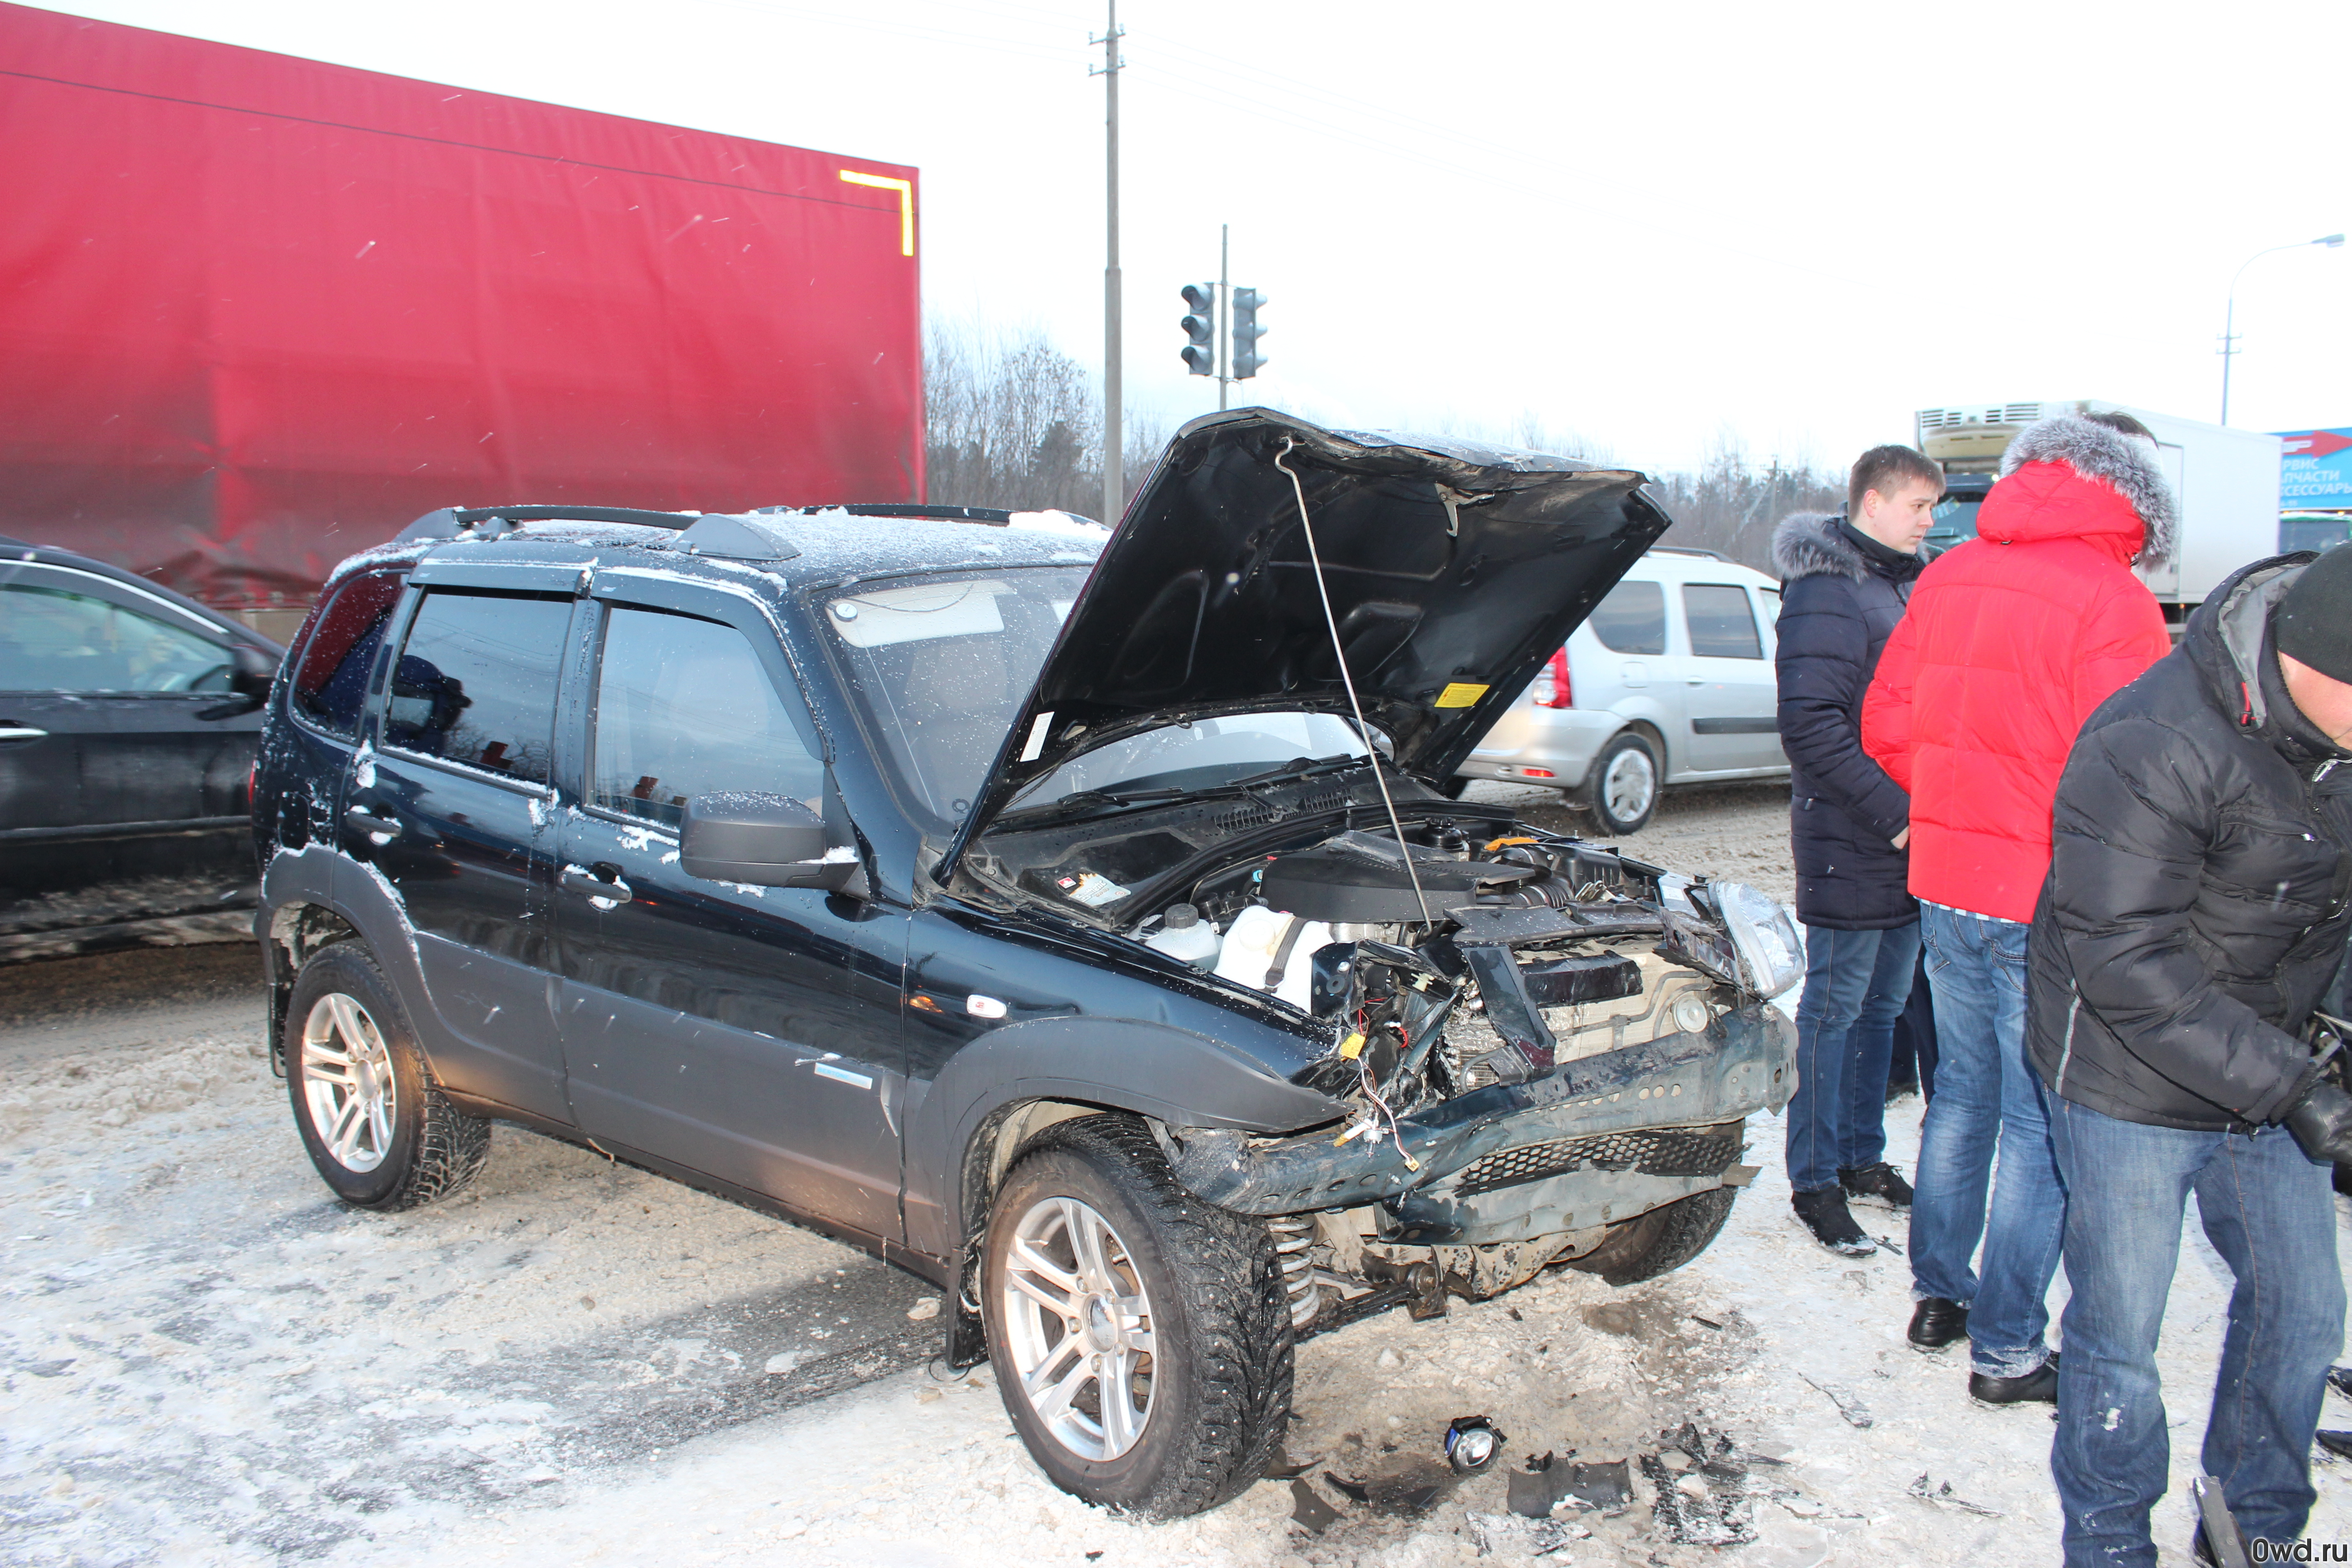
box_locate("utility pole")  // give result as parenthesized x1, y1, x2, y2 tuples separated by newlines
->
(1218, 224, 1230, 412)
(1092, 3, 1125, 522)
(2219, 233, 2344, 425)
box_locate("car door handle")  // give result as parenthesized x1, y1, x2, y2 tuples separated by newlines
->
(561, 864, 633, 905)
(0, 725, 48, 742)
(344, 807, 402, 842)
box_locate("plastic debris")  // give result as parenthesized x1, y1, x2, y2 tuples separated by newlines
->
(2317, 1431, 2352, 1461)
(1641, 1427, 1758, 1547)
(2193, 1472, 2254, 1568)
(2329, 1366, 2352, 1401)
(1323, 1472, 1372, 1503)
(1464, 1511, 1590, 1558)
(1288, 1478, 1340, 1532)
(1799, 1372, 1875, 1428)
(1906, 1473, 2003, 1518)
(1507, 1451, 1632, 1517)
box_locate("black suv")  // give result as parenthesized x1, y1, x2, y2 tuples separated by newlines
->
(250, 411, 1800, 1518)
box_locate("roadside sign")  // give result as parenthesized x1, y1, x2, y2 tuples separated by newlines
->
(2278, 428, 2352, 510)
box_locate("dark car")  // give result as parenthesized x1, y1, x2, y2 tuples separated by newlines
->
(249, 411, 1800, 1518)
(1, 539, 281, 959)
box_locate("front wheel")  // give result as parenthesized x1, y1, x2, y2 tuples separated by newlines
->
(284, 943, 490, 1210)
(1568, 1186, 1738, 1286)
(1582, 729, 1661, 836)
(983, 1116, 1292, 1517)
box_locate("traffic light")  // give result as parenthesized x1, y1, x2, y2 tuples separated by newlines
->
(1179, 283, 1216, 376)
(1230, 287, 1267, 379)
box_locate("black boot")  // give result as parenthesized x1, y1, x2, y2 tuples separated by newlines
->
(1840, 1161, 1915, 1209)
(1969, 1351, 2059, 1406)
(1792, 1186, 1877, 1257)
(1908, 1297, 1969, 1350)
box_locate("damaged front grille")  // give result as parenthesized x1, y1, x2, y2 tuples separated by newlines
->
(1451, 1121, 1744, 1197)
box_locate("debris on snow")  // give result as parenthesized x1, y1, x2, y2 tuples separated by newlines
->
(1287, 1477, 1341, 1532)
(1464, 1509, 1589, 1558)
(1907, 1472, 2004, 1518)
(1800, 1372, 1875, 1427)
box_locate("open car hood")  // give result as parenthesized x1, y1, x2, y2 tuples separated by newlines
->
(950, 408, 1670, 860)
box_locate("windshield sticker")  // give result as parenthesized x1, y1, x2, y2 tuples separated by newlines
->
(1055, 871, 1129, 907)
(826, 578, 1010, 647)
(1435, 682, 1490, 708)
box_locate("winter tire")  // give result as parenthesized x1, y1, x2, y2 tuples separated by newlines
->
(284, 942, 490, 1210)
(982, 1115, 1292, 1518)
(1582, 729, 1660, 836)
(1569, 1185, 1738, 1286)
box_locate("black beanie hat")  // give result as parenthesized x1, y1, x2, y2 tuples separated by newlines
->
(2276, 546, 2352, 683)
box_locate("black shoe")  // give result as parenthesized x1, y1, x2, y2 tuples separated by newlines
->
(1839, 1161, 1914, 1209)
(1908, 1297, 1969, 1350)
(1792, 1186, 1877, 1257)
(1970, 1352, 2059, 1406)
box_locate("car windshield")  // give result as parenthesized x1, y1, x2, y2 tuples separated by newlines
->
(1008, 712, 1375, 813)
(821, 567, 1091, 830)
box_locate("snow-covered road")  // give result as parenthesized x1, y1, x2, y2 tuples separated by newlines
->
(7, 785, 2350, 1567)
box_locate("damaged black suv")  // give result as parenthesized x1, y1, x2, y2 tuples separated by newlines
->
(249, 410, 1799, 1518)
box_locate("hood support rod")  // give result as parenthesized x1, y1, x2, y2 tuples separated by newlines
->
(1274, 436, 1434, 925)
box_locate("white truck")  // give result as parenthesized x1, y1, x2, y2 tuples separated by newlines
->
(1914, 401, 2285, 627)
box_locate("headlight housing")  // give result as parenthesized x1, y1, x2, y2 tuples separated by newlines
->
(1712, 881, 1805, 1000)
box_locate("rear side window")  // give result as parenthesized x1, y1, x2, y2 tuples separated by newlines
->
(0, 582, 230, 693)
(384, 590, 571, 784)
(1588, 579, 1666, 655)
(1683, 584, 1764, 659)
(589, 606, 823, 827)
(290, 572, 404, 737)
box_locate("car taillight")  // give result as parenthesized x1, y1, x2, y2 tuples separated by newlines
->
(247, 760, 258, 812)
(1532, 648, 1573, 708)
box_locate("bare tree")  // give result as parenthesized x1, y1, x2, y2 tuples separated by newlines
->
(1643, 431, 1842, 574)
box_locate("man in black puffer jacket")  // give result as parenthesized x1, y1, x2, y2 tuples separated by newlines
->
(2030, 548, 2352, 1566)
(1772, 444, 1937, 1256)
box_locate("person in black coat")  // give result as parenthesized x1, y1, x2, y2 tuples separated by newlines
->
(2030, 548, 2352, 1564)
(1772, 445, 1937, 1256)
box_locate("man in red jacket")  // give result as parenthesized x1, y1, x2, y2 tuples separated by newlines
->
(1862, 411, 2174, 1403)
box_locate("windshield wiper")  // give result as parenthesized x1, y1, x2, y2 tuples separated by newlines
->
(995, 785, 1193, 824)
(1225, 752, 1372, 789)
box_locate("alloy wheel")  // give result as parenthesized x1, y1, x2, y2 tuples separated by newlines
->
(998, 1195, 1158, 1461)
(300, 992, 398, 1174)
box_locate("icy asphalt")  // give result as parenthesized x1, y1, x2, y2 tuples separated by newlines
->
(5, 782, 2351, 1566)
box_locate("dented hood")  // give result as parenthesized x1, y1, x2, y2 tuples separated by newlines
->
(955, 408, 1670, 851)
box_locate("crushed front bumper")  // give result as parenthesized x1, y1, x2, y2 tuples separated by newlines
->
(1164, 1003, 1795, 1244)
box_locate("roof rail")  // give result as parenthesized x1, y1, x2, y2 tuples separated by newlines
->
(395, 505, 701, 543)
(1649, 545, 1729, 560)
(758, 503, 1017, 526)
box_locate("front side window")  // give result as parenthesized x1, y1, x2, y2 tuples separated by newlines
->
(290, 572, 404, 737)
(0, 583, 231, 693)
(1682, 584, 1763, 659)
(590, 606, 823, 828)
(823, 567, 1090, 829)
(383, 590, 570, 784)
(1588, 579, 1666, 655)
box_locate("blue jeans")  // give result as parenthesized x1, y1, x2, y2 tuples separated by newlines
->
(1785, 921, 1921, 1192)
(2049, 1099, 2343, 1566)
(1906, 905, 2067, 1377)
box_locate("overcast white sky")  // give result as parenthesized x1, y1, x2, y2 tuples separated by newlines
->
(48, 0, 2352, 475)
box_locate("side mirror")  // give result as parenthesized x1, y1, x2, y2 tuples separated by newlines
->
(198, 642, 284, 719)
(680, 794, 857, 891)
(228, 642, 280, 702)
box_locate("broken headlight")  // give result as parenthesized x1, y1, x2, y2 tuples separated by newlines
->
(1713, 880, 1804, 999)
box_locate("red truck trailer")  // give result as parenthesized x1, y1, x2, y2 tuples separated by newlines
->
(0, 2, 923, 636)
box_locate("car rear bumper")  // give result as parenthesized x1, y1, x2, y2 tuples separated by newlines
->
(1161, 1002, 1796, 1243)
(1457, 706, 1626, 787)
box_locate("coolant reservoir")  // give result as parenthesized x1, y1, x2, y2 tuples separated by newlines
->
(1213, 904, 1333, 1010)
(1145, 903, 1223, 968)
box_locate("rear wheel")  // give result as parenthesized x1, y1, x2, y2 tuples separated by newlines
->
(983, 1116, 1292, 1517)
(1569, 1186, 1737, 1286)
(285, 943, 490, 1210)
(1582, 729, 1660, 836)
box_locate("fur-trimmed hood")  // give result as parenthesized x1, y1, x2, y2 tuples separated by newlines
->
(1771, 510, 1924, 584)
(1990, 414, 2179, 566)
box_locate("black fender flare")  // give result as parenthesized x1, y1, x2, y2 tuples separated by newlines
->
(906, 1014, 1351, 1261)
